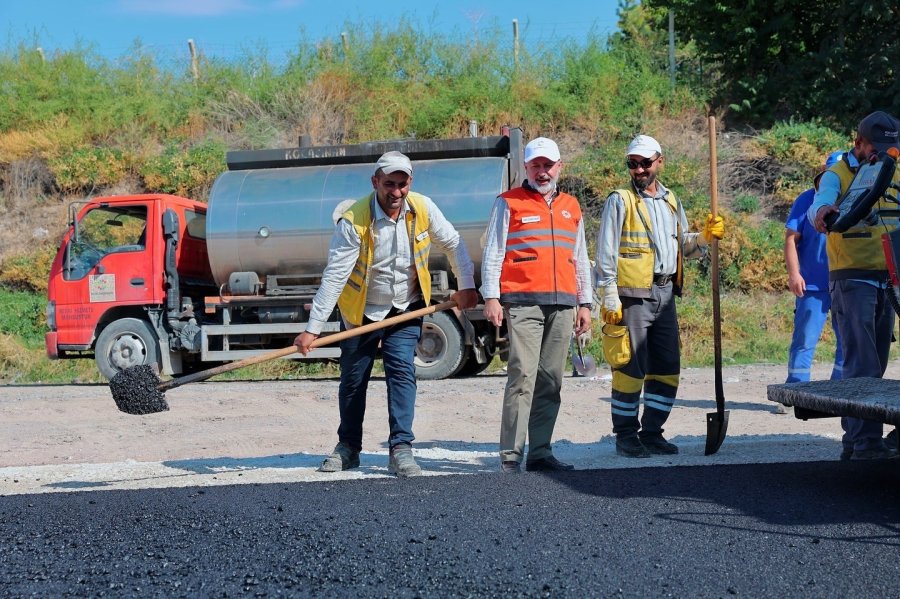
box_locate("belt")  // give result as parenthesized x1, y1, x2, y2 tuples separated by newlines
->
(653, 273, 674, 286)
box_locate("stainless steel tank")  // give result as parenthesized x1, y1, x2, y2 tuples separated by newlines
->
(206, 156, 508, 288)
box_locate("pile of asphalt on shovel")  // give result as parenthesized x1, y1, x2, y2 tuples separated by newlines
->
(109, 365, 169, 415)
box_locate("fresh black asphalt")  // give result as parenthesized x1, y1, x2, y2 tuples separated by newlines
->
(2, 460, 899, 597)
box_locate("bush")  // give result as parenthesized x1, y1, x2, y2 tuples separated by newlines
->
(140, 140, 226, 199)
(733, 194, 760, 214)
(0, 288, 47, 343)
(755, 120, 849, 210)
(0, 246, 56, 294)
(47, 146, 130, 192)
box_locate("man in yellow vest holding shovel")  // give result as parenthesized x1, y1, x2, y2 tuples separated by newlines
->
(596, 135, 725, 458)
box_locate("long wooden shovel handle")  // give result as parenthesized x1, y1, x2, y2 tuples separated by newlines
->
(708, 115, 725, 407)
(158, 300, 458, 392)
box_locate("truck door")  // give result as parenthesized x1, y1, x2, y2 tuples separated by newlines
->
(53, 203, 156, 347)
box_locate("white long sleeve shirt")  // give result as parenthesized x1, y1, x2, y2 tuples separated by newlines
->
(306, 194, 475, 334)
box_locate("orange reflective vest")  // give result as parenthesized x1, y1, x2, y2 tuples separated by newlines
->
(500, 186, 582, 306)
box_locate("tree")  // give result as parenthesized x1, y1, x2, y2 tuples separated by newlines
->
(646, 0, 900, 126)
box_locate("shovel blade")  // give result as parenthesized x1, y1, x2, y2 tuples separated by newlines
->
(704, 410, 730, 455)
(574, 353, 598, 378)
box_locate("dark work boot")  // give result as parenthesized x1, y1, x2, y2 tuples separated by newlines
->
(616, 435, 650, 458)
(639, 433, 679, 455)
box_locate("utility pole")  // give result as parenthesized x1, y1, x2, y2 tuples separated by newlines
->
(187, 39, 200, 82)
(512, 19, 519, 69)
(668, 10, 676, 89)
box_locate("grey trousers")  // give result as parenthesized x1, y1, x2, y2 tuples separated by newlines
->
(830, 279, 895, 451)
(499, 304, 575, 463)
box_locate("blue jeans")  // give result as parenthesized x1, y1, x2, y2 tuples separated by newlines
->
(830, 280, 895, 451)
(786, 291, 843, 383)
(336, 308, 423, 451)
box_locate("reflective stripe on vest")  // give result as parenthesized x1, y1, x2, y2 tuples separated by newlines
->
(825, 156, 897, 280)
(615, 187, 684, 298)
(336, 192, 433, 325)
(499, 187, 581, 305)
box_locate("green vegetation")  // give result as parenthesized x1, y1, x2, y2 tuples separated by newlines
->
(0, 7, 894, 383)
(648, 0, 900, 125)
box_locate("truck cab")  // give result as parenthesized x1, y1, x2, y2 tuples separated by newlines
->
(46, 194, 213, 379)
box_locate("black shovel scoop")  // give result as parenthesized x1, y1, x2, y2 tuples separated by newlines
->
(705, 115, 729, 455)
(110, 300, 457, 415)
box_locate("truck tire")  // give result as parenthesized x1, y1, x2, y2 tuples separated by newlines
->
(95, 318, 160, 381)
(414, 311, 465, 380)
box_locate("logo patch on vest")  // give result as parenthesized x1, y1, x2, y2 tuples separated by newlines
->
(521, 215, 541, 224)
(561, 210, 572, 219)
(415, 231, 430, 241)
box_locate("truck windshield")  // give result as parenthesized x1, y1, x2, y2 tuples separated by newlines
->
(65, 205, 148, 280)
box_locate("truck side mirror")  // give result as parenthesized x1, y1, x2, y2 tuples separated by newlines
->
(162, 209, 179, 240)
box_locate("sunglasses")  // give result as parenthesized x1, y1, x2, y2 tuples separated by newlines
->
(625, 156, 659, 170)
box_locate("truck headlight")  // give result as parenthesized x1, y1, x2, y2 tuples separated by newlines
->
(46, 300, 56, 331)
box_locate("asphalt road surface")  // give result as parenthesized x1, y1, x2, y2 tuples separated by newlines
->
(2, 460, 899, 597)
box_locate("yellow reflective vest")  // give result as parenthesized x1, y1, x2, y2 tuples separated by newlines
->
(825, 156, 897, 280)
(615, 187, 684, 297)
(336, 192, 432, 326)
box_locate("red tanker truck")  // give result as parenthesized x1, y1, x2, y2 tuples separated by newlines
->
(45, 129, 525, 380)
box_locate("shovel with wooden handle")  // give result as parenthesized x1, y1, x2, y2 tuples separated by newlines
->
(110, 300, 458, 415)
(705, 115, 730, 455)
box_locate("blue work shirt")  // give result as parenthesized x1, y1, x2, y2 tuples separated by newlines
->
(786, 188, 829, 291)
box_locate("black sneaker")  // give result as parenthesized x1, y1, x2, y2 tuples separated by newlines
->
(640, 434, 679, 455)
(839, 446, 853, 461)
(525, 456, 575, 472)
(616, 436, 651, 458)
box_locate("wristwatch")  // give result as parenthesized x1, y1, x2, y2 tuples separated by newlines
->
(579, 303, 593, 310)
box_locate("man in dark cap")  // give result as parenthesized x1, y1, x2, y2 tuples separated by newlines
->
(811, 110, 900, 460)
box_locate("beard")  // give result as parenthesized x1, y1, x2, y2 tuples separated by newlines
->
(632, 172, 656, 191)
(533, 175, 558, 195)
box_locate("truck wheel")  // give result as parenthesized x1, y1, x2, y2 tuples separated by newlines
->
(95, 318, 160, 380)
(414, 311, 465, 380)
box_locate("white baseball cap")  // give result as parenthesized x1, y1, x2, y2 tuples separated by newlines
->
(524, 137, 561, 163)
(626, 135, 662, 158)
(375, 151, 413, 175)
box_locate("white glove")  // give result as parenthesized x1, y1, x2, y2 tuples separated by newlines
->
(601, 285, 622, 324)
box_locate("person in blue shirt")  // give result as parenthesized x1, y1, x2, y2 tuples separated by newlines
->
(777, 151, 845, 414)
